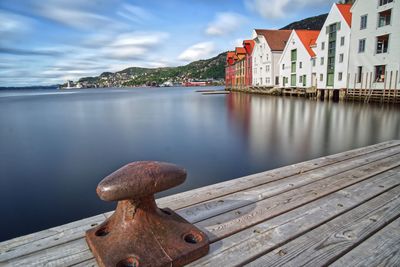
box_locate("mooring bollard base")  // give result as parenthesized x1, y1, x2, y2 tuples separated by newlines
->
(86, 205, 209, 267)
(85, 161, 209, 267)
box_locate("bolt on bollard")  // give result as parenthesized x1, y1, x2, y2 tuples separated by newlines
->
(86, 161, 209, 267)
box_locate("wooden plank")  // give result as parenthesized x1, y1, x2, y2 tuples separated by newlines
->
(2, 143, 400, 263)
(246, 186, 400, 267)
(1, 141, 397, 259)
(178, 145, 400, 224)
(187, 169, 400, 266)
(160, 140, 400, 210)
(196, 153, 400, 241)
(330, 218, 400, 267)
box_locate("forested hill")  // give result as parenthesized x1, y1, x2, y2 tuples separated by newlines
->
(77, 52, 226, 87)
(280, 13, 328, 30)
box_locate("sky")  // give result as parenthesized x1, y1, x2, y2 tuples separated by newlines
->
(0, 0, 337, 86)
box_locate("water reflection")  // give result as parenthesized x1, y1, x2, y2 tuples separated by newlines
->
(226, 92, 400, 167)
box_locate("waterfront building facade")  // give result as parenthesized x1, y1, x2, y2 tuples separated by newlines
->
(279, 30, 320, 89)
(225, 52, 237, 89)
(314, 4, 352, 90)
(235, 47, 246, 90)
(252, 29, 291, 88)
(243, 40, 255, 87)
(348, 0, 400, 90)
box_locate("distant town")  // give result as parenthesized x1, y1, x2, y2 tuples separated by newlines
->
(61, 52, 226, 89)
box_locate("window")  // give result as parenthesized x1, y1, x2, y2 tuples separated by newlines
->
(357, 66, 363, 83)
(266, 65, 270, 72)
(378, 9, 391, 27)
(376, 34, 389, 54)
(338, 72, 343, 81)
(358, 39, 366, 53)
(328, 57, 335, 71)
(291, 49, 297, 61)
(291, 62, 296, 73)
(321, 42, 325, 50)
(266, 77, 271, 84)
(260, 67, 262, 73)
(282, 64, 285, 70)
(299, 75, 303, 83)
(379, 0, 393, 6)
(312, 58, 316, 67)
(375, 65, 386, 82)
(340, 36, 345, 46)
(275, 76, 279, 85)
(360, 15, 368, 30)
(339, 54, 344, 63)
(299, 62, 303, 69)
(320, 74, 323, 81)
(320, 57, 324, 65)
(266, 54, 269, 61)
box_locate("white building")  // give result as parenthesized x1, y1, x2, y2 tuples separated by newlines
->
(314, 4, 352, 90)
(348, 0, 400, 90)
(279, 30, 320, 89)
(251, 29, 291, 87)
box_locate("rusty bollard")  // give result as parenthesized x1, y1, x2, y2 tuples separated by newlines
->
(85, 161, 209, 267)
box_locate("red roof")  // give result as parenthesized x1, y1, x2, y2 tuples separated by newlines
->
(226, 51, 235, 59)
(242, 39, 255, 54)
(336, 4, 352, 27)
(255, 29, 292, 51)
(295, 30, 320, 57)
(226, 51, 237, 65)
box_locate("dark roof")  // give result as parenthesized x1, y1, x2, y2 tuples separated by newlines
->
(255, 29, 292, 51)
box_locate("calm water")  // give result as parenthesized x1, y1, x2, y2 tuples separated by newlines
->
(1, 87, 399, 241)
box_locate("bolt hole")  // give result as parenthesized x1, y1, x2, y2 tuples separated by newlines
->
(116, 257, 139, 267)
(95, 227, 109, 237)
(161, 209, 172, 215)
(184, 233, 202, 244)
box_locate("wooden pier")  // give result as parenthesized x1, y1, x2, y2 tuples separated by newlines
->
(1, 140, 400, 266)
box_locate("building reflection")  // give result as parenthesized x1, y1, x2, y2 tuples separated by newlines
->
(226, 93, 400, 167)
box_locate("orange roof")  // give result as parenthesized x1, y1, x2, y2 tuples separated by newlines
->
(336, 4, 352, 27)
(242, 39, 255, 54)
(255, 29, 291, 51)
(235, 47, 246, 54)
(295, 30, 320, 57)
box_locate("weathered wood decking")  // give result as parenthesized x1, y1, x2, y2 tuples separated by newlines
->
(1, 140, 400, 266)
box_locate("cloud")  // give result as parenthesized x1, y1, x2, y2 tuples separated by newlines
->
(100, 31, 170, 60)
(245, 0, 335, 19)
(117, 4, 154, 24)
(0, 11, 30, 34)
(206, 12, 247, 36)
(178, 42, 215, 62)
(30, 0, 122, 30)
(0, 47, 64, 56)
